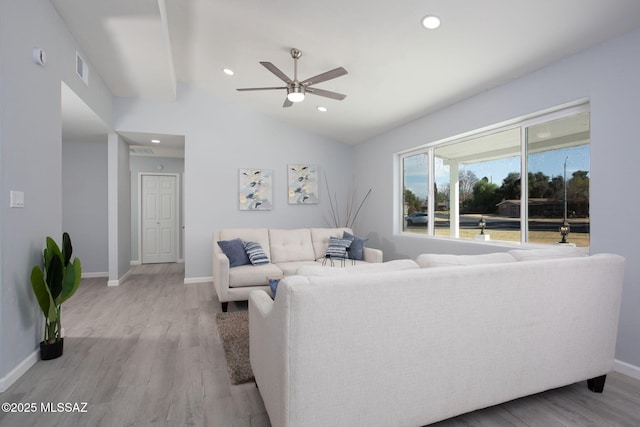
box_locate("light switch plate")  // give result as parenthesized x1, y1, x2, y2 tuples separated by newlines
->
(10, 191, 24, 208)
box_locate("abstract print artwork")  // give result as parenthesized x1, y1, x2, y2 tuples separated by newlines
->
(288, 164, 318, 204)
(239, 168, 273, 210)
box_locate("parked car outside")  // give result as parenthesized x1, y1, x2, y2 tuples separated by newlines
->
(406, 212, 428, 225)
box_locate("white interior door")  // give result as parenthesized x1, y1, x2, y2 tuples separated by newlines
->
(142, 174, 178, 264)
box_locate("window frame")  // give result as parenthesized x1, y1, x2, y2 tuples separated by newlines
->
(398, 101, 590, 246)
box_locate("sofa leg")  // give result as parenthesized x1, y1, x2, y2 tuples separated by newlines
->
(221, 302, 228, 312)
(587, 375, 607, 393)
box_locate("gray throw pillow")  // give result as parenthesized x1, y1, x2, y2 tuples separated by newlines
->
(343, 231, 368, 260)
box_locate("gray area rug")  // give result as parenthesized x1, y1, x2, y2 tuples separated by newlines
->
(215, 311, 254, 385)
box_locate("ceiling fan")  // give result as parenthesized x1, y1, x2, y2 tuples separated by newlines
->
(236, 48, 348, 108)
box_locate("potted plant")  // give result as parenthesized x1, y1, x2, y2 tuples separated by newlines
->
(30, 232, 81, 360)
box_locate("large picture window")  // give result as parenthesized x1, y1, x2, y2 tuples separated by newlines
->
(402, 153, 429, 232)
(400, 104, 590, 247)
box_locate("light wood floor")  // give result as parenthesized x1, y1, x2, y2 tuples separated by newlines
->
(1, 263, 639, 427)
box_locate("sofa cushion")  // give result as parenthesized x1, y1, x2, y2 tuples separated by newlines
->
(508, 246, 585, 261)
(217, 238, 250, 267)
(310, 227, 352, 259)
(343, 231, 368, 260)
(219, 228, 272, 259)
(275, 260, 321, 276)
(416, 252, 516, 268)
(269, 229, 316, 263)
(244, 241, 270, 265)
(229, 263, 283, 288)
(325, 236, 354, 259)
(296, 259, 419, 276)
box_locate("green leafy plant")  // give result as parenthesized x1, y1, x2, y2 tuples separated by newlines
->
(30, 232, 81, 344)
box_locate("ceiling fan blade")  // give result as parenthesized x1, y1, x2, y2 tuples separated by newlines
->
(306, 87, 347, 101)
(283, 97, 293, 108)
(260, 62, 292, 83)
(301, 67, 348, 86)
(236, 86, 287, 91)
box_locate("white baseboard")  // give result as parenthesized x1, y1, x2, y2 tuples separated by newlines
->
(184, 276, 213, 284)
(81, 272, 108, 279)
(614, 359, 640, 380)
(107, 268, 133, 287)
(0, 349, 39, 393)
(131, 260, 183, 265)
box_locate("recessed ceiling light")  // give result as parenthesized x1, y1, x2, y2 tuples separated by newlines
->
(422, 15, 441, 30)
(223, 68, 235, 76)
(151, 139, 160, 144)
(317, 106, 327, 112)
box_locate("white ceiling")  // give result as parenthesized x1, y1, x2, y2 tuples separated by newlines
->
(52, 0, 640, 145)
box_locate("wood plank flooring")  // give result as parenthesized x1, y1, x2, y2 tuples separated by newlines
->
(1, 263, 639, 427)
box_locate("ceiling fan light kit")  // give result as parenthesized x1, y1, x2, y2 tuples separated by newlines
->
(237, 48, 347, 108)
(287, 83, 305, 103)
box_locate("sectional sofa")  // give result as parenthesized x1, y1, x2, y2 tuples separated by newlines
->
(249, 248, 625, 427)
(212, 227, 383, 311)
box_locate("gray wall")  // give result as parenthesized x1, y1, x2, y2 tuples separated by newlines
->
(353, 28, 640, 370)
(107, 134, 132, 284)
(0, 0, 113, 386)
(130, 156, 185, 263)
(117, 136, 131, 279)
(62, 139, 109, 274)
(114, 84, 355, 280)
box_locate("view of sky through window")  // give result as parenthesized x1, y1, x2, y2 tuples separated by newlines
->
(405, 146, 589, 201)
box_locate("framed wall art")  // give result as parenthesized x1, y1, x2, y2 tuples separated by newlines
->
(239, 168, 273, 210)
(288, 164, 318, 204)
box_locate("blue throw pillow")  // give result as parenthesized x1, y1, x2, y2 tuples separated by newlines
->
(269, 278, 280, 298)
(325, 236, 354, 259)
(217, 238, 250, 267)
(243, 241, 270, 265)
(343, 231, 368, 260)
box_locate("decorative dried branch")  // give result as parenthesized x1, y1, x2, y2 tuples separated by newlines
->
(323, 172, 372, 229)
(323, 173, 339, 227)
(349, 188, 372, 228)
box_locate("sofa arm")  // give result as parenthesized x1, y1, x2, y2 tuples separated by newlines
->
(249, 290, 274, 318)
(249, 290, 289, 427)
(363, 247, 383, 263)
(213, 252, 231, 303)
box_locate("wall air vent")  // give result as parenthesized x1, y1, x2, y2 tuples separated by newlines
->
(76, 51, 89, 86)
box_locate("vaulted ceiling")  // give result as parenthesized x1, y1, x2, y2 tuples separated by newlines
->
(52, 0, 640, 144)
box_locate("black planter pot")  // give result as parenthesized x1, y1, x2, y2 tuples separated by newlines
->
(40, 338, 64, 360)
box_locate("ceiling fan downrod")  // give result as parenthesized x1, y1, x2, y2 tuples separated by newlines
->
(290, 48, 302, 82)
(288, 48, 304, 101)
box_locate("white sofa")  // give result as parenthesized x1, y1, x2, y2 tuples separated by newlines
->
(249, 250, 625, 427)
(213, 227, 382, 311)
